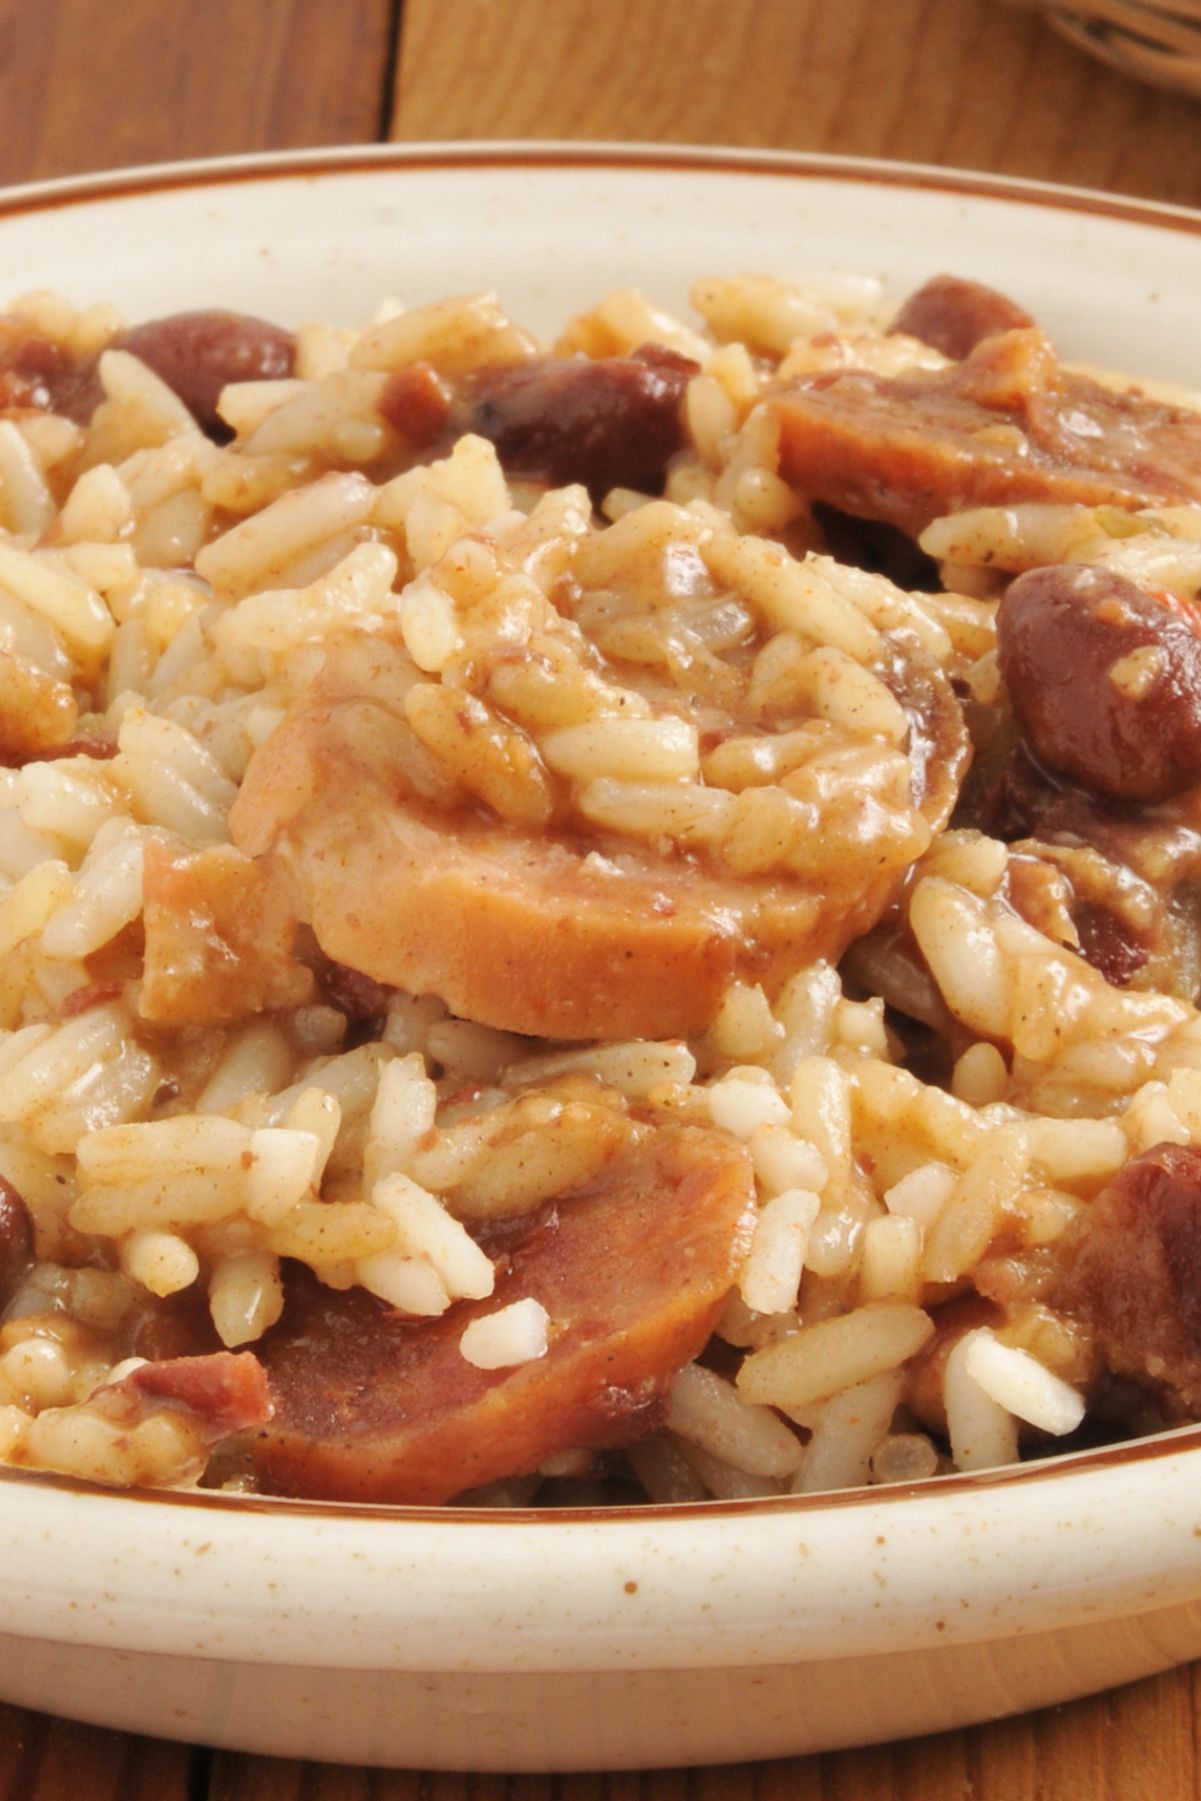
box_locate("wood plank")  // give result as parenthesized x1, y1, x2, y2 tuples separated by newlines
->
(389, 0, 1201, 206)
(0, 0, 397, 188)
(208, 1751, 369, 1801)
(0, 1702, 193, 1801)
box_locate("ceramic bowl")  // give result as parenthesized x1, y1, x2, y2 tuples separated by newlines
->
(3, 144, 1201, 1770)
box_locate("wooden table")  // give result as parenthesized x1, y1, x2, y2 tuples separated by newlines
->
(1, 1, 1201, 1795)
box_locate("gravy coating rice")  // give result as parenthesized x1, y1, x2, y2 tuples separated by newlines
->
(2, 272, 1201, 1503)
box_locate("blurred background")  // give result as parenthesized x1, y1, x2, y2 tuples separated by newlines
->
(1, 0, 1200, 203)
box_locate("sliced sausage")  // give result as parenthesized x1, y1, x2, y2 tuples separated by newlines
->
(140, 839, 314, 1027)
(998, 565, 1201, 802)
(889, 274, 1035, 360)
(229, 632, 967, 1041)
(773, 328, 1201, 538)
(253, 1123, 757, 1504)
(120, 1351, 272, 1438)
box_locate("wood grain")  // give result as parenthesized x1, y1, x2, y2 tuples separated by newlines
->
(390, 0, 1201, 205)
(0, 0, 397, 187)
(0, 1702, 193, 1800)
(5, 0, 1201, 1797)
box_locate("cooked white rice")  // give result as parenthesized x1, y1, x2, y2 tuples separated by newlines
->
(0, 268, 1195, 1505)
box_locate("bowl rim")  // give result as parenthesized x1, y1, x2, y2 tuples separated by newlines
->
(3, 137, 1201, 238)
(2, 142, 1201, 1617)
(3, 1411, 1201, 1525)
(5, 1421, 1201, 1670)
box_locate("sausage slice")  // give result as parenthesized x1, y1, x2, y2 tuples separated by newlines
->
(252, 1124, 757, 1504)
(773, 328, 1201, 538)
(230, 631, 966, 1041)
(118, 1351, 272, 1439)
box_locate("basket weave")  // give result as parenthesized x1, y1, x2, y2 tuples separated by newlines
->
(1007, 0, 1201, 97)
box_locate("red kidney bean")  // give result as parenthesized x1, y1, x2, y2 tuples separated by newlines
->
(455, 343, 699, 499)
(378, 361, 452, 450)
(113, 309, 296, 438)
(889, 274, 1035, 360)
(321, 959, 392, 1023)
(997, 564, 1201, 802)
(0, 318, 101, 421)
(0, 320, 72, 411)
(1054, 1141, 1201, 1414)
(0, 1175, 32, 1305)
(1072, 902, 1152, 987)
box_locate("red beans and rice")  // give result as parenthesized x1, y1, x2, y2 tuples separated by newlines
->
(0, 271, 1200, 1506)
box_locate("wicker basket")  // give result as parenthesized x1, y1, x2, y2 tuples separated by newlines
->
(1007, 0, 1201, 97)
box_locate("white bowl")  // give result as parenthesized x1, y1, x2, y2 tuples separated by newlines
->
(3, 143, 1201, 1770)
(6, 1434, 1201, 1768)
